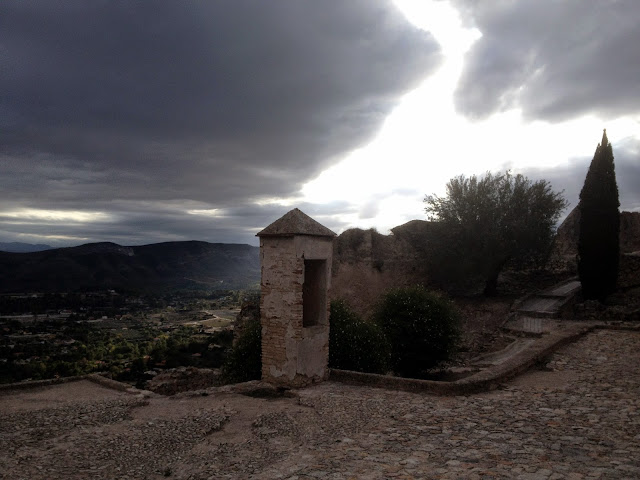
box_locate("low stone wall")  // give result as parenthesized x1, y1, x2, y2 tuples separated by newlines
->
(145, 367, 222, 395)
(330, 323, 599, 396)
(0, 373, 134, 394)
(0, 375, 83, 393)
(86, 373, 132, 392)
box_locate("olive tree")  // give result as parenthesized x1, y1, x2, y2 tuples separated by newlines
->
(424, 171, 568, 296)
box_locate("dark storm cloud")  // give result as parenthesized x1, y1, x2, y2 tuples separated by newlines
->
(453, 0, 640, 121)
(0, 0, 440, 245)
(0, 199, 355, 247)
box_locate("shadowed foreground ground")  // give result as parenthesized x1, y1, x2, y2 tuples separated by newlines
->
(1, 329, 639, 480)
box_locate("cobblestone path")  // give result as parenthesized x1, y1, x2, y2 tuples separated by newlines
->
(1, 329, 639, 479)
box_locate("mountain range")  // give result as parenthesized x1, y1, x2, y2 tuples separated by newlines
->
(0, 241, 260, 293)
(0, 242, 52, 253)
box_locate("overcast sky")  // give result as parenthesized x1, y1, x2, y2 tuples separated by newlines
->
(2, 0, 639, 248)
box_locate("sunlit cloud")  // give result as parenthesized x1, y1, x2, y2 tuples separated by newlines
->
(0, 229, 90, 244)
(301, 0, 640, 234)
(253, 197, 301, 208)
(186, 209, 224, 217)
(393, 0, 481, 56)
(29, 234, 91, 242)
(1, 209, 112, 223)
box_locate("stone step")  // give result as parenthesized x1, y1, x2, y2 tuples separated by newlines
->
(541, 280, 581, 297)
(516, 278, 581, 319)
(517, 296, 565, 314)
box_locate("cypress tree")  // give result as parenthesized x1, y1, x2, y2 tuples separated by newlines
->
(578, 129, 620, 300)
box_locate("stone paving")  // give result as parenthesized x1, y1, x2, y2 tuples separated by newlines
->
(1, 329, 639, 479)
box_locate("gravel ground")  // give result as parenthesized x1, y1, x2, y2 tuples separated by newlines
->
(1, 329, 639, 479)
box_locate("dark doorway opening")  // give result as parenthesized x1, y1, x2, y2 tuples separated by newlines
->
(303, 259, 327, 327)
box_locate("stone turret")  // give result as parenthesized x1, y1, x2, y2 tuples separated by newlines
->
(256, 208, 336, 387)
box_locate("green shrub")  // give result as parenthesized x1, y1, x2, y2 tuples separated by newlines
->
(373, 286, 460, 378)
(329, 299, 389, 374)
(222, 315, 262, 383)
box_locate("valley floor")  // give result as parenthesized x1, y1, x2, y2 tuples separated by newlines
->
(1, 329, 639, 480)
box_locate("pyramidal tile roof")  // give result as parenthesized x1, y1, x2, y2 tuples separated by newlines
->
(256, 208, 336, 237)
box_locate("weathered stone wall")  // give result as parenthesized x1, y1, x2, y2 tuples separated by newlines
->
(233, 298, 260, 346)
(260, 235, 332, 387)
(553, 208, 581, 259)
(619, 253, 640, 290)
(620, 212, 640, 253)
(551, 209, 640, 274)
(330, 224, 428, 318)
(329, 213, 640, 316)
(554, 209, 640, 256)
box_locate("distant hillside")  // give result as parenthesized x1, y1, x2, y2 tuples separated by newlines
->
(0, 242, 52, 253)
(0, 241, 260, 293)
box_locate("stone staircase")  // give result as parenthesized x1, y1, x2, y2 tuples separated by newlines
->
(516, 278, 581, 318)
(507, 278, 582, 334)
(463, 278, 584, 375)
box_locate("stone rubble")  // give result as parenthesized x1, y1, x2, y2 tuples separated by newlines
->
(0, 329, 638, 479)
